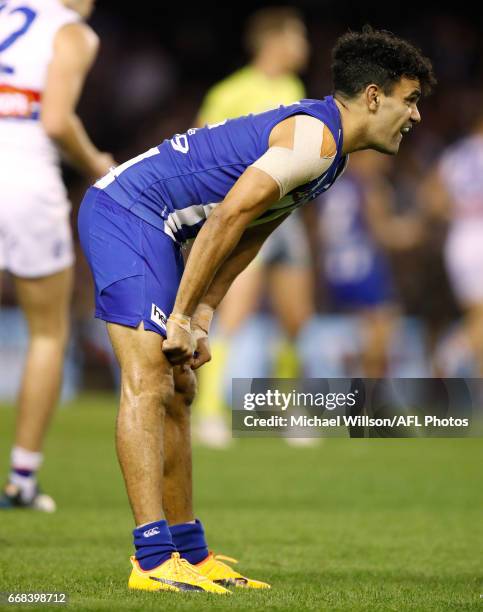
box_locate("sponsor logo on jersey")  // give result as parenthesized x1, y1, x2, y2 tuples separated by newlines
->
(0, 84, 40, 120)
(151, 304, 167, 330)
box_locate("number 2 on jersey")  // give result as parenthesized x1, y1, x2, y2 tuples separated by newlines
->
(0, 5, 37, 74)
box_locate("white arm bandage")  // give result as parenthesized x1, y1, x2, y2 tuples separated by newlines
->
(251, 115, 335, 198)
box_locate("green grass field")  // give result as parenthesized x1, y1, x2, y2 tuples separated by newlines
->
(0, 394, 482, 611)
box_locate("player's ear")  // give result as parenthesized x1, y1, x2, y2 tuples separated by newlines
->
(365, 84, 380, 112)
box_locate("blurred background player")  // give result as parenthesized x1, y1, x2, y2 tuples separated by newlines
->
(0, 0, 114, 510)
(422, 105, 483, 375)
(193, 6, 315, 446)
(314, 150, 424, 377)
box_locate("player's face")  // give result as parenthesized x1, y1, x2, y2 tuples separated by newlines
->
(369, 77, 422, 155)
(278, 20, 310, 72)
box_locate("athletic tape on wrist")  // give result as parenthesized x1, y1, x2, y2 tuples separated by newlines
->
(192, 327, 208, 342)
(192, 304, 214, 337)
(168, 313, 191, 334)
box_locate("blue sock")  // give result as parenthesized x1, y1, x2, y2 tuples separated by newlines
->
(12, 468, 34, 478)
(169, 519, 209, 565)
(133, 520, 176, 570)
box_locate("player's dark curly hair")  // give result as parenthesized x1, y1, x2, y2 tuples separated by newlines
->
(332, 26, 436, 98)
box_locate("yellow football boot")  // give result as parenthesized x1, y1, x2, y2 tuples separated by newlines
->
(128, 552, 231, 594)
(196, 553, 271, 589)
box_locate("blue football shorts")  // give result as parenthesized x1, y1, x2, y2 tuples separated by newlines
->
(78, 187, 184, 337)
(326, 253, 394, 309)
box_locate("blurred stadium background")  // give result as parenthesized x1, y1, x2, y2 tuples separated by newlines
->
(2, 1, 483, 396)
(1, 2, 482, 609)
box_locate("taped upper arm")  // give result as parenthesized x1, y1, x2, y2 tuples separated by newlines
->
(251, 115, 337, 198)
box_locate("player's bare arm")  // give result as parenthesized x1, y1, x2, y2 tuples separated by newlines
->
(189, 213, 290, 370)
(163, 115, 337, 364)
(419, 166, 452, 223)
(41, 22, 114, 178)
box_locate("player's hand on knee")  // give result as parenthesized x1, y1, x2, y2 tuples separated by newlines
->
(163, 315, 196, 365)
(191, 336, 211, 370)
(190, 303, 214, 370)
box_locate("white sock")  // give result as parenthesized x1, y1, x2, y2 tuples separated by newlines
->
(9, 446, 43, 502)
(11, 446, 43, 471)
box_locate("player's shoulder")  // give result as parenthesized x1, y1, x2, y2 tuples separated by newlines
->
(199, 67, 253, 122)
(206, 66, 255, 98)
(32, 0, 81, 27)
(54, 21, 99, 61)
(270, 113, 337, 158)
(280, 73, 306, 98)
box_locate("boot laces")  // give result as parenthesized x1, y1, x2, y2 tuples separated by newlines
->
(170, 552, 209, 582)
(213, 553, 238, 564)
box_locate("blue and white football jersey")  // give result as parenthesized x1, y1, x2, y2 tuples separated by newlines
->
(96, 96, 348, 244)
(318, 173, 394, 307)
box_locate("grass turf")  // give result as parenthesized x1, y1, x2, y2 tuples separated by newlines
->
(0, 393, 481, 611)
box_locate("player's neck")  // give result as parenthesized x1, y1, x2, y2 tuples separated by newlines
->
(251, 55, 288, 79)
(333, 96, 371, 155)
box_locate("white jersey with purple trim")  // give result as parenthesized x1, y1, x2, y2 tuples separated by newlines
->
(0, 0, 80, 168)
(439, 134, 483, 222)
(0, 0, 78, 277)
(439, 134, 483, 304)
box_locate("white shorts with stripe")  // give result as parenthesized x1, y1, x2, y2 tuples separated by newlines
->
(0, 162, 74, 278)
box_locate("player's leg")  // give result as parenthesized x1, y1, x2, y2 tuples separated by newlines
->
(165, 366, 210, 566)
(1, 267, 72, 511)
(13, 268, 73, 451)
(161, 356, 270, 589)
(266, 213, 315, 361)
(163, 364, 196, 526)
(265, 217, 319, 446)
(463, 303, 483, 375)
(217, 261, 265, 334)
(78, 186, 228, 593)
(268, 263, 314, 340)
(359, 305, 398, 377)
(0, 171, 75, 511)
(108, 321, 174, 526)
(107, 321, 228, 594)
(268, 263, 320, 446)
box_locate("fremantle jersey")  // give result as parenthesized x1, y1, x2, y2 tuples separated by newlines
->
(0, 0, 79, 166)
(96, 97, 348, 244)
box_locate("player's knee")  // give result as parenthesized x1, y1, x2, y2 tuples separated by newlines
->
(174, 365, 197, 407)
(29, 324, 69, 353)
(122, 367, 175, 407)
(27, 309, 70, 345)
